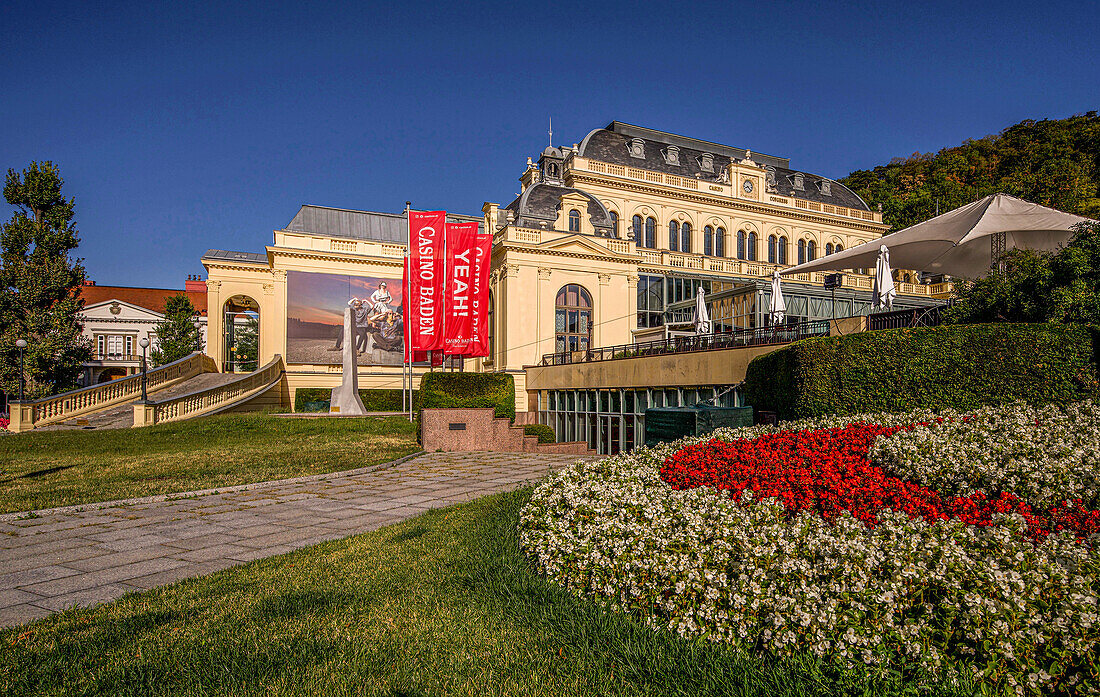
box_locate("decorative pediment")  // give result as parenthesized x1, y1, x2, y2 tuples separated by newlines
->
(81, 299, 165, 321)
(537, 234, 634, 259)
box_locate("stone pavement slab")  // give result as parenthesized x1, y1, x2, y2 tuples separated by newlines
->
(0, 451, 590, 628)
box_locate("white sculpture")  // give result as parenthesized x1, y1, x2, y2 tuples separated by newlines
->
(330, 306, 367, 415)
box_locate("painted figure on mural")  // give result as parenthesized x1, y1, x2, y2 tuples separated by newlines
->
(329, 297, 370, 353)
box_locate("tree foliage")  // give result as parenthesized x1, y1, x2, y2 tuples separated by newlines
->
(0, 162, 91, 399)
(946, 221, 1100, 324)
(841, 112, 1100, 231)
(150, 294, 204, 367)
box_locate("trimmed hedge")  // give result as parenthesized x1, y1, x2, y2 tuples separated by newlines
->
(418, 372, 515, 421)
(743, 323, 1100, 420)
(295, 388, 418, 413)
(524, 423, 556, 443)
(416, 372, 516, 444)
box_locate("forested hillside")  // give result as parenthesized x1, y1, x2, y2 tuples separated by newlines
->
(840, 112, 1100, 232)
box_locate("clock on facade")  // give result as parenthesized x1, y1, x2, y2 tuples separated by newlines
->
(742, 179, 754, 193)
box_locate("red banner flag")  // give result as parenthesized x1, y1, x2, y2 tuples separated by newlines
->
(467, 233, 493, 357)
(443, 222, 479, 355)
(401, 258, 428, 364)
(408, 210, 446, 352)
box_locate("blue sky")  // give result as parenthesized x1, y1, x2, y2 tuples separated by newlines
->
(1, 0, 1096, 287)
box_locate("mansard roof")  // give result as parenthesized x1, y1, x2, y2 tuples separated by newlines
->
(283, 205, 483, 243)
(504, 183, 614, 234)
(578, 121, 870, 212)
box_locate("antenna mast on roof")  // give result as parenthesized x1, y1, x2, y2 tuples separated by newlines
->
(548, 116, 553, 147)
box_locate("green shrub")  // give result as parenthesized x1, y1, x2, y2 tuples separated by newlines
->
(743, 323, 1100, 420)
(416, 372, 516, 443)
(524, 424, 555, 443)
(294, 388, 418, 413)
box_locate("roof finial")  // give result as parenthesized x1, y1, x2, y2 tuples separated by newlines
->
(548, 116, 553, 147)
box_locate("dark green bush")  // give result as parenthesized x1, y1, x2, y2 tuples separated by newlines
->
(523, 424, 555, 443)
(415, 372, 516, 443)
(743, 323, 1100, 420)
(294, 388, 418, 413)
(418, 372, 515, 420)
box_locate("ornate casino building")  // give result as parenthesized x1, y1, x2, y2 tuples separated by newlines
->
(203, 122, 948, 448)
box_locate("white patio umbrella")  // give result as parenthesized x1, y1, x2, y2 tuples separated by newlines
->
(872, 245, 896, 311)
(769, 269, 786, 324)
(780, 193, 1094, 279)
(692, 286, 712, 334)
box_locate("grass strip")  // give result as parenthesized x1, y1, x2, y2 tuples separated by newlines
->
(0, 414, 417, 514)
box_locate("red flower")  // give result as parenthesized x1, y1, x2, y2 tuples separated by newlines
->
(659, 422, 1099, 542)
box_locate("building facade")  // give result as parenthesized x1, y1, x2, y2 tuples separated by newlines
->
(202, 122, 949, 412)
(77, 278, 208, 385)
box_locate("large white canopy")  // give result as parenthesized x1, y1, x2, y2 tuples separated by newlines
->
(781, 193, 1093, 279)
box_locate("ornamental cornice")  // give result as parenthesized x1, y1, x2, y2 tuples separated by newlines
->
(569, 173, 886, 234)
(268, 248, 403, 268)
(495, 242, 638, 266)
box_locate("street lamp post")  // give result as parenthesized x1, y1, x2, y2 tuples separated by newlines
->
(139, 338, 150, 402)
(15, 339, 27, 402)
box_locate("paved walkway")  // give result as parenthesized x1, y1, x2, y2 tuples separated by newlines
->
(0, 452, 586, 628)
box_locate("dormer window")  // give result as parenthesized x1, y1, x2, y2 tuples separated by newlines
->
(765, 166, 777, 190)
(792, 173, 805, 191)
(628, 138, 646, 159)
(699, 153, 714, 172)
(568, 209, 581, 232)
(818, 179, 832, 196)
(663, 146, 680, 166)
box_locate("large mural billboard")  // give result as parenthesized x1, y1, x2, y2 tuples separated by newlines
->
(286, 270, 404, 366)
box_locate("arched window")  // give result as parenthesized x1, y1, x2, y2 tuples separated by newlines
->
(737, 230, 746, 259)
(835, 244, 843, 253)
(704, 226, 714, 256)
(797, 239, 806, 265)
(680, 222, 692, 253)
(631, 215, 642, 244)
(807, 240, 816, 261)
(669, 221, 679, 251)
(609, 211, 619, 237)
(568, 209, 581, 232)
(779, 236, 788, 265)
(747, 232, 757, 261)
(768, 235, 777, 263)
(223, 295, 260, 373)
(555, 284, 592, 354)
(645, 217, 656, 248)
(715, 227, 725, 257)
(826, 243, 834, 256)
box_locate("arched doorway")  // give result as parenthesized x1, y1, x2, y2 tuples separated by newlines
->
(223, 295, 260, 372)
(96, 368, 128, 383)
(555, 284, 592, 354)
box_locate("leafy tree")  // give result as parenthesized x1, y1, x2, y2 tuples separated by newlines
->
(150, 294, 204, 366)
(0, 162, 91, 399)
(842, 112, 1100, 231)
(946, 221, 1100, 324)
(230, 315, 259, 372)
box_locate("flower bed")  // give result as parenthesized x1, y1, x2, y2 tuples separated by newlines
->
(520, 405, 1100, 695)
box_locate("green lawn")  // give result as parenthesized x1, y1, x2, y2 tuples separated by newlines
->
(0, 490, 976, 697)
(0, 414, 418, 514)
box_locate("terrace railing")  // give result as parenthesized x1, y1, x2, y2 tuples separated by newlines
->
(868, 305, 947, 331)
(540, 320, 830, 366)
(8, 352, 216, 433)
(134, 355, 285, 427)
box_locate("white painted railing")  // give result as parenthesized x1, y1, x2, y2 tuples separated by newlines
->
(9, 353, 215, 432)
(136, 355, 285, 427)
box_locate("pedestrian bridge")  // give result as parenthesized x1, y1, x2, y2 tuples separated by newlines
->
(7, 353, 288, 433)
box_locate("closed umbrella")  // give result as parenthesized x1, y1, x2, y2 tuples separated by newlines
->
(872, 245, 896, 311)
(769, 270, 786, 324)
(692, 286, 711, 334)
(780, 193, 1094, 279)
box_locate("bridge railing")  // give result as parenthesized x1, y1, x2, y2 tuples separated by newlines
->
(134, 355, 285, 427)
(8, 352, 216, 433)
(540, 320, 830, 366)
